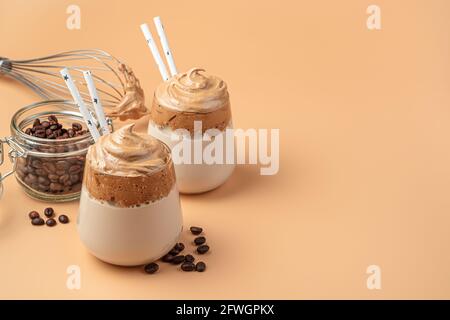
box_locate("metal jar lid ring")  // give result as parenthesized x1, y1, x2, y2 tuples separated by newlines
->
(0, 136, 26, 183)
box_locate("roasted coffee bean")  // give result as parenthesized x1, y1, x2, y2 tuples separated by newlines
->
(59, 174, 70, 184)
(23, 175, 31, 184)
(31, 159, 43, 169)
(46, 218, 57, 227)
(72, 123, 82, 131)
(67, 129, 75, 138)
(38, 184, 50, 192)
(55, 170, 66, 176)
(41, 121, 50, 128)
(195, 262, 206, 272)
(48, 115, 58, 123)
(33, 119, 41, 127)
(31, 217, 45, 226)
(161, 254, 174, 263)
(58, 215, 69, 224)
(48, 174, 59, 182)
(185, 254, 195, 263)
(181, 262, 195, 272)
(28, 211, 40, 219)
(34, 131, 46, 138)
(56, 161, 68, 170)
(55, 146, 65, 153)
(69, 165, 81, 174)
(194, 236, 206, 246)
(25, 128, 32, 135)
(50, 183, 63, 192)
(49, 124, 58, 131)
(144, 262, 159, 274)
(169, 243, 184, 255)
(70, 174, 79, 183)
(26, 174, 38, 184)
(190, 226, 203, 235)
(43, 162, 56, 173)
(45, 129, 53, 136)
(16, 168, 26, 179)
(76, 130, 87, 136)
(197, 245, 210, 255)
(44, 207, 54, 218)
(38, 176, 50, 186)
(171, 255, 186, 265)
(67, 145, 77, 152)
(35, 169, 47, 176)
(174, 243, 185, 252)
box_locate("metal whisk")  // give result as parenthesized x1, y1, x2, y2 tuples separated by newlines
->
(0, 49, 127, 112)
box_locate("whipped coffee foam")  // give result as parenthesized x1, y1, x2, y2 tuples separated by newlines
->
(155, 68, 229, 112)
(107, 63, 149, 121)
(88, 124, 170, 177)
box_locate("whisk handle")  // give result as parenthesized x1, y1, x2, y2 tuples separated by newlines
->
(0, 57, 12, 74)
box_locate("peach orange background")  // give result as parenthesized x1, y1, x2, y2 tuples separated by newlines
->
(1, 0, 450, 299)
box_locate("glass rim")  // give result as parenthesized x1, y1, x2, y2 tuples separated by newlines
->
(11, 99, 96, 145)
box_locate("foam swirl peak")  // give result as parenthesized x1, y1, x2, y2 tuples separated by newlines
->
(156, 67, 229, 112)
(88, 124, 169, 176)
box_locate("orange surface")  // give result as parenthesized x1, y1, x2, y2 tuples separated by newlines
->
(1, 0, 450, 299)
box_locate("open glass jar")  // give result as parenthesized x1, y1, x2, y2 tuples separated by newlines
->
(0, 100, 108, 202)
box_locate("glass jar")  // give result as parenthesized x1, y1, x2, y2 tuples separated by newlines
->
(0, 100, 108, 202)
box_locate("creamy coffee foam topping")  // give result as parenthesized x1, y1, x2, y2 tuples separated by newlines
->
(87, 124, 169, 176)
(106, 63, 149, 121)
(155, 68, 229, 112)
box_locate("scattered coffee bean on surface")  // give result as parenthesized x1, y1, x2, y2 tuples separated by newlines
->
(185, 254, 195, 263)
(181, 262, 195, 272)
(46, 218, 57, 227)
(197, 245, 210, 254)
(190, 226, 203, 235)
(28, 211, 40, 220)
(194, 236, 206, 246)
(58, 215, 69, 224)
(161, 254, 174, 263)
(169, 248, 180, 255)
(31, 217, 45, 226)
(144, 262, 159, 274)
(44, 207, 54, 218)
(174, 242, 185, 252)
(171, 255, 185, 265)
(196, 262, 206, 272)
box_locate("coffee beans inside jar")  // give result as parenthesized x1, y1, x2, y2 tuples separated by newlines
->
(15, 115, 89, 197)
